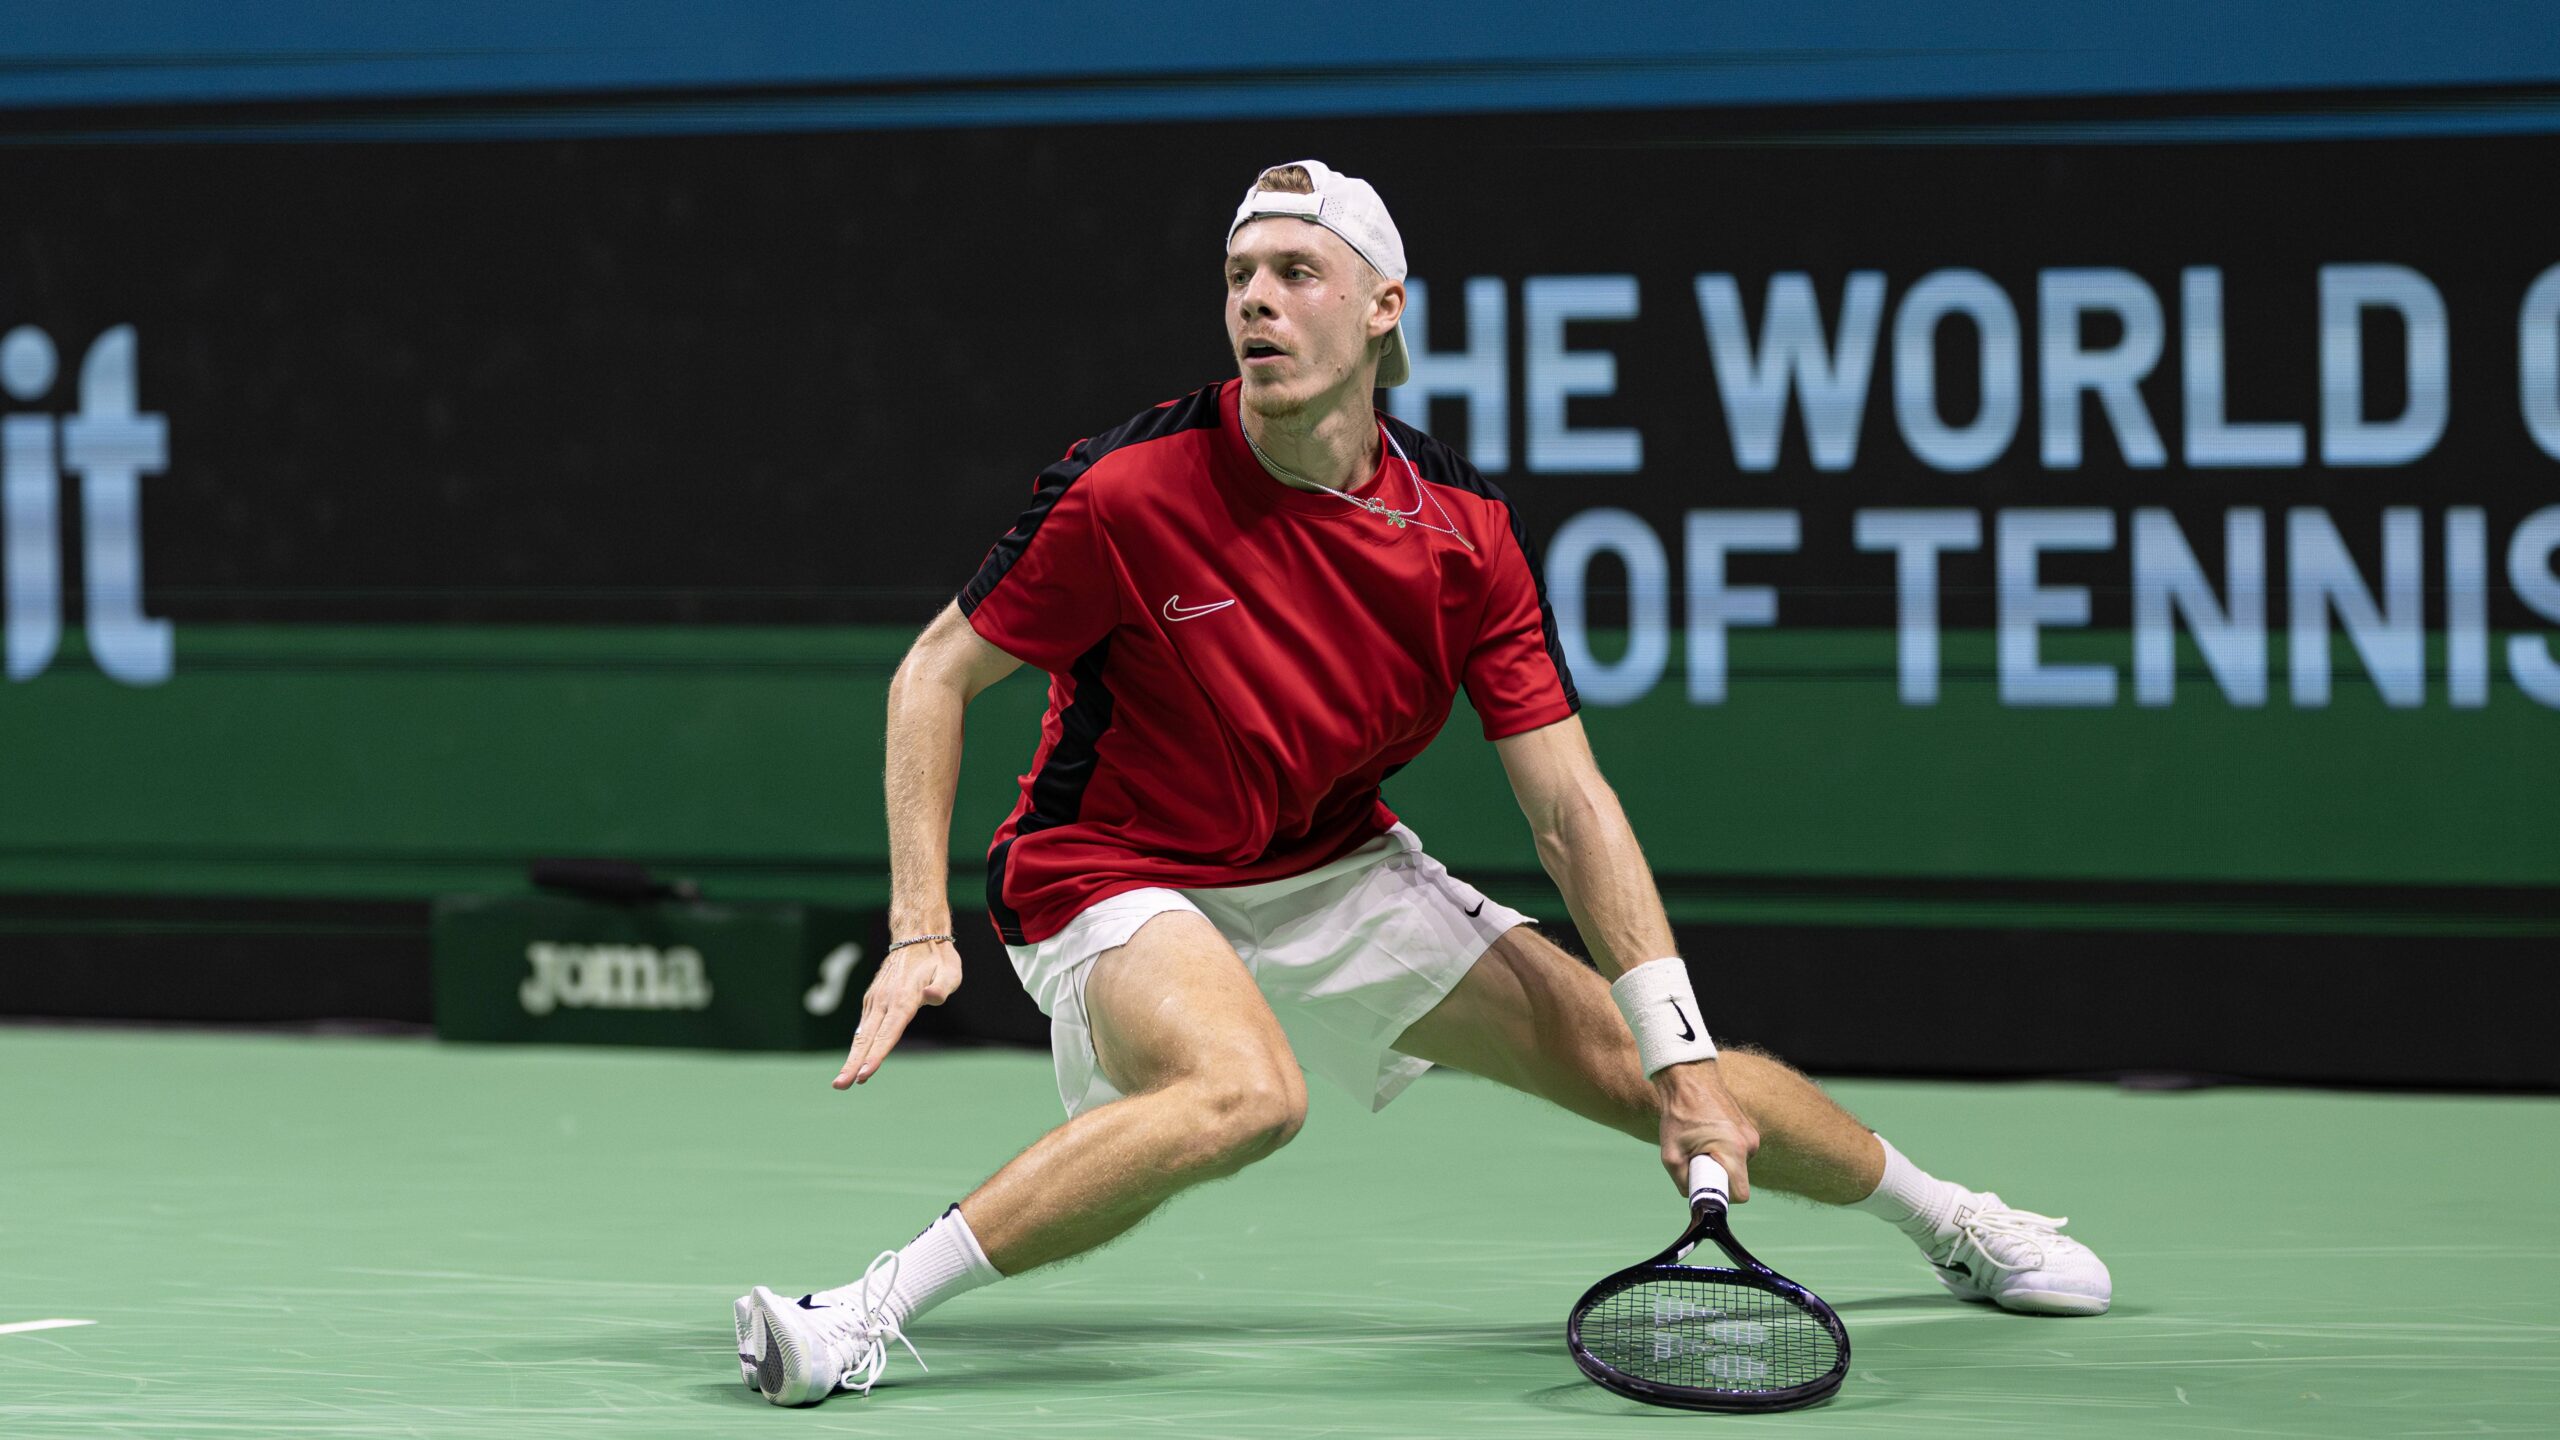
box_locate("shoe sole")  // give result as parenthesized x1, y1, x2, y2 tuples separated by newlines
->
(733, 1296, 755, 1386)
(748, 1286, 836, 1407)
(1993, 1290, 2110, 1317)
(1935, 1268, 2110, 1317)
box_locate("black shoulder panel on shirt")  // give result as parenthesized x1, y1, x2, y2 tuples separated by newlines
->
(987, 633, 1118, 945)
(957, 385, 1225, 617)
(1383, 414, 1581, 712)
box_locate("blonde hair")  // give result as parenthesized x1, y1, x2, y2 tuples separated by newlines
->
(1253, 164, 1316, 195)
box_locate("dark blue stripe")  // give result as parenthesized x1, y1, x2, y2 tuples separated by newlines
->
(24, 85, 2560, 149)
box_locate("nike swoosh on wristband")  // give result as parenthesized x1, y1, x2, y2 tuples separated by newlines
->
(1669, 999, 1697, 1042)
(1162, 594, 1236, 622)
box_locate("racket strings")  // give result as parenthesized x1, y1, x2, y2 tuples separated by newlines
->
(1580, 1276, 1841, 1392)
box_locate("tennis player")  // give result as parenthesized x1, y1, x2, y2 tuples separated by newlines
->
(736, 160, 2111, 1406)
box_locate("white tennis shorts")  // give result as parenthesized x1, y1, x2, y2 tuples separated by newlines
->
(1003, 824, 1531, 1118)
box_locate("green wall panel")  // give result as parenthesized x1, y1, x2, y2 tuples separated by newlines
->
(1391, 630, 2558, 890)
(2, 625, 2550, 924)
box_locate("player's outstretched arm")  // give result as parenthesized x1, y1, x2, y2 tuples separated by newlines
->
(1492, 716, 1760, 1198)
(837, 602, 1022, 1090)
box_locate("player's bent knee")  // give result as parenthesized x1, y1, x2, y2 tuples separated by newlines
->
(1180, 1068, 1307, 1175)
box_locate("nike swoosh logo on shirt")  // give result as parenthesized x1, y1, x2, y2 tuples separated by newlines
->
(1162, 595, 1237, 622)
(1463, 900, 1486, 917)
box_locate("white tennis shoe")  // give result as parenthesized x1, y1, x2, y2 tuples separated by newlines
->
(1927, 1195, 2112, 1316)
(741, 1253, 926, 1406)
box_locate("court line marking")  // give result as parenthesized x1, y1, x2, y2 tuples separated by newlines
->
(0, 1320, 96, 1336)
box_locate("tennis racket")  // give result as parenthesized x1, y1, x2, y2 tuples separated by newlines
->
(1567, 1154, 1851, 1412)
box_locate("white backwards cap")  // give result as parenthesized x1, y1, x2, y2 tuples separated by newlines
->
(1227, 159, 1410, 387)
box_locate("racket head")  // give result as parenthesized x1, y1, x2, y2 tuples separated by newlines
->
(1567, 1260, 1850, 1413)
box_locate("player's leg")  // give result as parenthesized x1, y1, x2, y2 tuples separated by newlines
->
(747, 907, 1307, 1405)
(955, 907, 1307, 1272)
(1391, 923, 1885, 1202)
(1392, 924, 2111, 1315)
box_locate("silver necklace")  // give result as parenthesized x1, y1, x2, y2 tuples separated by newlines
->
(1241, 417, 1476, 552)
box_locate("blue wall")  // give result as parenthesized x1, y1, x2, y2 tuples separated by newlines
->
(5, 3, 2560, 139)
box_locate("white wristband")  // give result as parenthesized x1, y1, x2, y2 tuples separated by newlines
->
(1610, 956, 1716, 1077)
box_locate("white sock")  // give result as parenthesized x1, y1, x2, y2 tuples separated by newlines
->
(1847, 1135, 1976, 1258)
(820, 1205, 1003, 1332)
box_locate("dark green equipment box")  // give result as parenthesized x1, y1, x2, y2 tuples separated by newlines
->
(431, 894, 874, 1050)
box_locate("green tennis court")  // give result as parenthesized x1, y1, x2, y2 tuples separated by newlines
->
(6, 1028, 2555, 1437)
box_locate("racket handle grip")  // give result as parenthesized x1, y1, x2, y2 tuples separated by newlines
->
(1687, 1153, 1731, 1207)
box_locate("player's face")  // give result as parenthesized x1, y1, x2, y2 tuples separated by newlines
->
(1224, 219, 1399, 415)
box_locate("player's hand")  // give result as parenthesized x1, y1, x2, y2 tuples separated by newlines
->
(834, 937, 964, 1089)
(1653, 1058, 1759, 1202)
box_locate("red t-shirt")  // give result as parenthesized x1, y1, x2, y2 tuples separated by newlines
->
(958, 379, 1579, 945)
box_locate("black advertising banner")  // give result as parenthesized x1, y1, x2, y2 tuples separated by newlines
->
(2, 107, 2553, 656)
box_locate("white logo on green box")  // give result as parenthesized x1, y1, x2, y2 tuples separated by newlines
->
(518, 942, 714, 1015)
